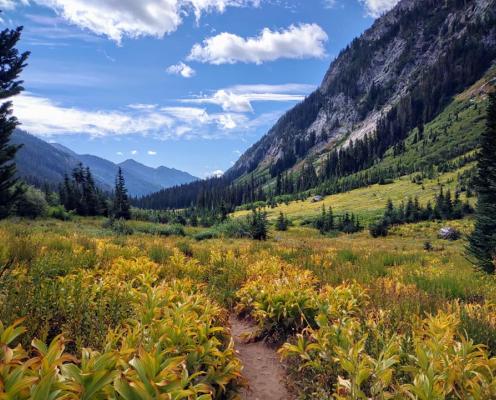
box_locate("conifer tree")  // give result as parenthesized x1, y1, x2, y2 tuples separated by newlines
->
(0, 24, 29, 218)
(248, 208, 268, 240)
(468, 92, 496, 273)
(276, 211, 288, 231)
(113, 167, 131, 220)
(83, 167, 99, 216)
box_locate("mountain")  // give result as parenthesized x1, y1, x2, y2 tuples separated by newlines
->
(119, 159, 198, 191)
(136, 0, 496, 210)
(12, 130, 87, 188)
(12, 130, 198, 196)
(227, 0, 496, 180)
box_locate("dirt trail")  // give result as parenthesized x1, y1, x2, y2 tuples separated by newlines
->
(230, 316, 293, 400)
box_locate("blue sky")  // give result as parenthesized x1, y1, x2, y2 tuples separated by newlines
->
(2, 0, 399, 177)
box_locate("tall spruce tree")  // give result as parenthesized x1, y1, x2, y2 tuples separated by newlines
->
(468, 92, 496, 274)
(113, 167, 131, 220)
(0, 24, 29, 218)
(82, 167, 99, 216)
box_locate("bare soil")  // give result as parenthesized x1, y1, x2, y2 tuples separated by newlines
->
(230, 316, 293, 400)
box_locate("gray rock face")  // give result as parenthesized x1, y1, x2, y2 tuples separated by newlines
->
(228, 0, 496, 179)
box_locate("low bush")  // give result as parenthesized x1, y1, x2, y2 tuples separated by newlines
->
(102, 218, 134, 235)
(0, 278, 244, 399)
(214, 218, 251, 239)
(193, 230, 219, 241)
(369, 220, 389, 237)
(133, 222, 186, 237)
(47, 205, 73, 221)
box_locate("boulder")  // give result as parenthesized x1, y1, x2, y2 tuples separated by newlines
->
(438, 227, 461, 241)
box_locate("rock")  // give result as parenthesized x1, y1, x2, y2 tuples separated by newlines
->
(438, 227, 461, 241)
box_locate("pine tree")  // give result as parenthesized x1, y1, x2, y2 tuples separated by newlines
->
(72, 163, 87, 215)
(384, 199, 396, 224)
(248, 208, 268, 240)
(83, 167, 99, 216)
(276, 211, 288, 231)
(0, 24, 29, 218)
(468, 92, 496, 273)
(113, 167, 131, 220)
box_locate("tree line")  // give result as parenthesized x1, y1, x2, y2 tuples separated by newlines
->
(369, 189, 473, 238)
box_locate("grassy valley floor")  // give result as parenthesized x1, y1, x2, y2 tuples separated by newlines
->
(1, 215, 496, 398)
(234, 166, 474, 225)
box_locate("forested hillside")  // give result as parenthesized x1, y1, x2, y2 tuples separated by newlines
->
(136, 0, 496, 211)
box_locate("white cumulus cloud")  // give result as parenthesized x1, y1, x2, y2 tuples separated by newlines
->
(20, 0, 259, 43)
(360, 0, 400, 18)
(207, 169, 224, 178)
(188, 23, 328, 65)
(166, 62, 196, 78)
(147, 150, 157, 155)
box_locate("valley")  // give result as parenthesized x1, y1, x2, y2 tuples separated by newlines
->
(1, 0, 496, 398)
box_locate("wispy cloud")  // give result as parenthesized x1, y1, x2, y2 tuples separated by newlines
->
(12, 93, 276, 140)
(13, 93, 174, 138)
(147, 150, 157, 155)
(323, 0, 338, 8)
(23, 70, 107, 88)
(25, 25, 102, 44)
(181, 83, 315, 112)
(188, 23, 328, 65)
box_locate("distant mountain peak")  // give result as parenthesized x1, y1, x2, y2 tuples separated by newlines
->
(119, 159, 141, 166)
(13, 131, 198, 197)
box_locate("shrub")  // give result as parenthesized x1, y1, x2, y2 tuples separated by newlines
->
(154, 224, 185, 237)
(369, 220, 389, 237)
(176, 240, 194, 257)
(215, 218, 251, 239)
(48, 205, 73, 221)
(15, 186, 48, 218)
(148, 244, 173, 264)
(193, 230, 219, 241)
(133, 222, 186, 237)
(235, 259, 320, 339)
(103, 218, 134, 235)
(0, 279, 244, 399)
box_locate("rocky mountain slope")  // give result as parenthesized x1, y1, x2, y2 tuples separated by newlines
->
(12, 130, 198, 196)
(227, 0, 496, 181)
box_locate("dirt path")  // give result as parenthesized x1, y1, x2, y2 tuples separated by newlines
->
(230, 316, 292, 400)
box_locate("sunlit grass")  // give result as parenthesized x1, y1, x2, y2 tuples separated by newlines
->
(234, 167, 474, 224)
